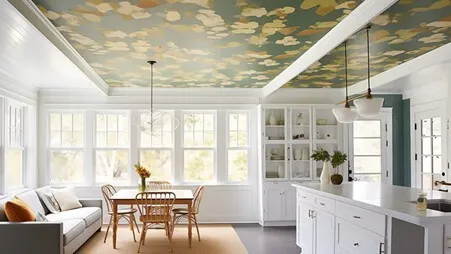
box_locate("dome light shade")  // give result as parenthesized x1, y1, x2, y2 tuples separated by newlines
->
(333, 106, 358, 123)
(354, 97, 384, 117)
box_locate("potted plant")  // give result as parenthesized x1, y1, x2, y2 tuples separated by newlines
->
(311, 148, 331, 184)
(134, 163, 151, 192)
(330, 151, 347, 185)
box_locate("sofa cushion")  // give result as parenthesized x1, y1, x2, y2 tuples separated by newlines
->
(0, 195, 13, 221)
(62, 219, 86, 245)
(46, 207, 101, 227)
(4, 198, 36, 222)
(15, 190, 46, 216)
(36, 186, 61, 214)
(53, 188, 82, 211)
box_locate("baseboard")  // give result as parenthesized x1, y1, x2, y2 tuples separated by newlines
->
(259, 220, 296, 227)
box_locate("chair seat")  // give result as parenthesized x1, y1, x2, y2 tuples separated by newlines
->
(108, 208, 137, 215)
(172, 208, 189, 215)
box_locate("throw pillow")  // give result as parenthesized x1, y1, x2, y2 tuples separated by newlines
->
(36, 189, 61, 214)
(35, 212, 48, 222)
(53, 188, 82, 211)
(4, 198, 36, 222)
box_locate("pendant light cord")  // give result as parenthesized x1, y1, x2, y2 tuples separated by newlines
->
(366, 27, 372, 99)
(147, 60, 157, 128)
(344, 42, 350, 108)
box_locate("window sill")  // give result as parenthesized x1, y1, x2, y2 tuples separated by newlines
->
(49, 183, 253, 188)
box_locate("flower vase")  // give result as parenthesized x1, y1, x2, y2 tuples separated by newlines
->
(269, 111, 277, 125)
(320, 162, 331, 184)
(139, 177, 147, 192)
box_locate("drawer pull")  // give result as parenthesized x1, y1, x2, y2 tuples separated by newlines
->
(302, 196, 307, 199)
(319, 202, 325, 206)
(354, 243, 359, 247)
(353, 215, 361, 219)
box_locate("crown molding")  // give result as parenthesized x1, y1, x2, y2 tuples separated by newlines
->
(7, 0, 109, 95)
(262, 0, 397, 97)
(0, 68, 37, 104)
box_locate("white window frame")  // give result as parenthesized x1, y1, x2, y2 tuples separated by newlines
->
(137, 110, 175, 183)
(5, 102, 26, 191)
(47, 111, 85, 185)
(226, 111, 250, 183)
(94, 111, 130, 185)
(181, 110, 217, 184)
(348, 109, 393, 184)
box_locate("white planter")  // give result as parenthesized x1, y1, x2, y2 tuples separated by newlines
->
(320, 162, 331, 184)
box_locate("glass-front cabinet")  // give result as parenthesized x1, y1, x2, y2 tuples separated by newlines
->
(260, 105, 342, 182)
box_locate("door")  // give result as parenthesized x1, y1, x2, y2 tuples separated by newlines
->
(297, 202, 314, 253)
(414, 109, 446, 190)
(284, 188, 296, 220)
(315, 209, 335, 254)
(348, 110, 392, 184)
(265, 189, 284, 221)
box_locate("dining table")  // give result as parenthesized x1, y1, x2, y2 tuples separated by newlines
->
(110, 189, 194, 249)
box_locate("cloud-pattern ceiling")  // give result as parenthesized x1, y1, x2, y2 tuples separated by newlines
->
(33, 0, 360, 88)
(284, 0, 451, 88)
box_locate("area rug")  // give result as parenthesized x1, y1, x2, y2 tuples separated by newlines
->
(78, 224, 248, 254)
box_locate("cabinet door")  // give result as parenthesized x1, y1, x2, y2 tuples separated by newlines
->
(297, 202, 314, 253)
(336, 218, 384, 254)
(284, 188, 296, 220)
(315, 209, 335, 254)
(265, 189, 284, 221)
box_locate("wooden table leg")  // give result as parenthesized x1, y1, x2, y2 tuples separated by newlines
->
(188, 203, 192, 248)
(113, 201, 118, 249)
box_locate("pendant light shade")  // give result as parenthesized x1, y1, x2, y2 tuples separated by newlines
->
(333, 42, 357, 123)
(354, 27, 384, 118)
(135, 60, 179, 134)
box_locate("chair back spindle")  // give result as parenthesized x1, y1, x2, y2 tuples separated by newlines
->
(147, 181, 173, 190)
(136, 192, 176, 222)
(193, 186, 205, 214)
(101, 184, 117, 214)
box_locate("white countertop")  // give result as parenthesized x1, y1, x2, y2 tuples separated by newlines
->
(292, 182, 451, 226)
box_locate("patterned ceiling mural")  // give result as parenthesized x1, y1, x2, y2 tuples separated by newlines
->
(33, 0, 360, 88)
(284, 0, 451, 88)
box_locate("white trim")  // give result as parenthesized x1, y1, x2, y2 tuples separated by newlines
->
(262, 0, 397, 97)
(7, 0, 109, 95)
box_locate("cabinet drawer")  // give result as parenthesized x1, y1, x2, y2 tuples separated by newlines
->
(297, 189, 315, 205)
(313, 194, 335, 214)
(336, 201, 386, 236)
(336, 218, 385, 254)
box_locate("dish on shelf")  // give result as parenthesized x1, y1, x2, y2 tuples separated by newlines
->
(316, 119, 328, 125)
(292, 134, 306, 140)
(265, 172, 279, 178)
(268, 136, 284, 140)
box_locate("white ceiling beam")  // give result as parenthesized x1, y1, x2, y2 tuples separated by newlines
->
(7, 0, 109, 96)
(262, 0, 398, 97)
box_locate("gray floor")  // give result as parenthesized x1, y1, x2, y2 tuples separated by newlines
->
(232, 224, 300, 254)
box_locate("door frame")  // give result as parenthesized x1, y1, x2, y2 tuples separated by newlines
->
(411, 100, 448, 189)
(346, 108, 393, 184)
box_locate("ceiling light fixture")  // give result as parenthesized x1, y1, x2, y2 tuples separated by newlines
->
(333, 41, 357, 124)
(138, 60, 179, 134)
(353, 26, 384, 117)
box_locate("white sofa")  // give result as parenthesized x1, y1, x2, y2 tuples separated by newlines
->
(0, 187, 102, 254)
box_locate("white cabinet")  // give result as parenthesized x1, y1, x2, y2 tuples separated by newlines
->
(296, 194, 335, 254)
(297, 202, 314, 254)
(315, 209, 335, 254)
(336, 218, 384, 254)
(263, 184, 296, 222)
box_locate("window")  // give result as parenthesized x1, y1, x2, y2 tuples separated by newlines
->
(139, 111, 173, 181)
(95, 113, 129, 183)
(419, 117, 442, 189)
(352, 120, 383, 183)
(5, 105, 25, 189)
(49, 113, 84, 183)
(183, 112, 215, 182)
(227, 112, 249, 182)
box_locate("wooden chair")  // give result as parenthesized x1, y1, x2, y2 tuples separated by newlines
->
(136, 192, 176, 253)
(101, 184, 140, 243)
(147, 181, 172, 190)
(173, 185, 204, 241)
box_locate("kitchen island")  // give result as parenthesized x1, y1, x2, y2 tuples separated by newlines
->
(293, 182, 451, 254)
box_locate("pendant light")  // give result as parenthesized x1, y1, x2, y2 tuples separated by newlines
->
(138, 60, 179, 134)
(354, 26, 384, 117)
(333, 42, 358, 123)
